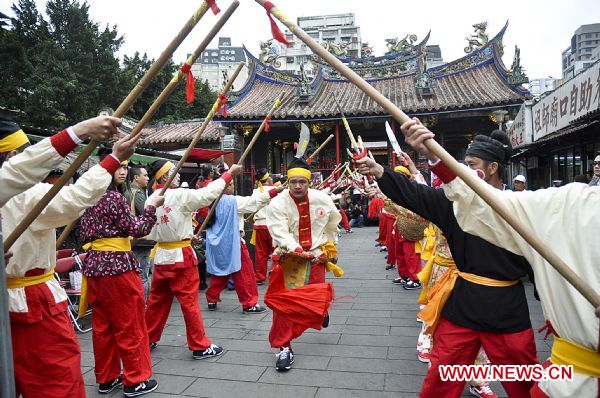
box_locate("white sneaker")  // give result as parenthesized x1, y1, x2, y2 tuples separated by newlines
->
(469, 384, 498, 398)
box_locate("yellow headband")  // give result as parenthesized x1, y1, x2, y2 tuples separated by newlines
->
(394, 165, 411, 177)
(274, 181, 282, 186)
(152, 161, 174, 189)
(257, 172, 270, 192)
(287, 167, 311, 180)
(0, 129, 30, 153)
(120, 160, 129, 167)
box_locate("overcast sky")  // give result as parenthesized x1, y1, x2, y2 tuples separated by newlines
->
(7, 0, 600, 80)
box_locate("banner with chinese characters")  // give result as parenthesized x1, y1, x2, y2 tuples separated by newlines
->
(507, 102, 533, 149)
(533, 61, 600, 141)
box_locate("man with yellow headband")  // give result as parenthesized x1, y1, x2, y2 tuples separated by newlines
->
(144, 159, 242, 361)
(2, 131, 137, 398)
(265, 157, 341, 371)
(356, 125, 538, 398)
(251, 168, 276, 284)
(0, 115, 121, 206)
(402, 118, 600, 397)
(78, 147, 165, 397)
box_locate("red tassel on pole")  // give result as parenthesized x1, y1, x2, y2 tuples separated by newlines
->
(264, 115, 271, 133)
(217, 93, 228, 116)
(206, 0, 221, 15)
(180, 63, 195, 104)
(264, 1, 292, 45)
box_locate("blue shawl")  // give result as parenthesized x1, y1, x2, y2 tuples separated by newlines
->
(206, 195, 241, 276)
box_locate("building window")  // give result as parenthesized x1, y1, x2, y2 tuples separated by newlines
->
(287, 57, 294, 63)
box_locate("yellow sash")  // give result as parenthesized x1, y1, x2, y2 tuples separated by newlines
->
(250, 230, 257, 246)
(417, 255, 456, 305)
(418, 268, 519, 334)
(551, 336, 600, 378)
(320, 242, 344, 277)
(82, 237, 131, 252)
(150, 240, 192, 259)
(7, 269, 55, 289)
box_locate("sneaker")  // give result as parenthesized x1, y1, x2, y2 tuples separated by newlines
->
(193, 344, 223, 360)
(346, 229, 353, 234)
(207, 302, 217, 311)
(417, 349, 431, 364)
(243, 304, 267, 314)
(392, 277, 407, 285)
(256, 280, 265, 285)
(403, 280, 422, 290)
(379, 247, 388, 252)
(322, 314, 330, 328)
(123, 379, 158, 397)
(149, 342, 158, 351)
(275, 347, 294, 371)
(98, 375, 122, 394)
(385, 264, 396, 270)
(469, 384, 498, 398)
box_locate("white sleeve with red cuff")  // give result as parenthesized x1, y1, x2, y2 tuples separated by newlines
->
(0, 129, 79, 207)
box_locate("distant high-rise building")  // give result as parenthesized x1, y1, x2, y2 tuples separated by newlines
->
(561, 23, 600, 79)
(528, 78, 556, 96)
(425, 45, 444, 68)
(191, 37, 249, 91)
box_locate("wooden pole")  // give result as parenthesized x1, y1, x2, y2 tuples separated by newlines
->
(196, 92, 286, 235)
(316, 162, 347, 190)
(159, 61, 245, 195)
(4, 2, 214, 252)
(306, 134, 334, 164)
(256, 0, 600, 307)
(55, 2, 240, 248)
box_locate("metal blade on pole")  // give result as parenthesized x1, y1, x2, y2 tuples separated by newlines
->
(255, 0, 600, 308)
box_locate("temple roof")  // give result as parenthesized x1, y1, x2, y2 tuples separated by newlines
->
(221, 22, 529, 121)
(139, 119, 221, 145)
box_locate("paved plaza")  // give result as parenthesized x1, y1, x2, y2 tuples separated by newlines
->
(79, 226, 550, 398)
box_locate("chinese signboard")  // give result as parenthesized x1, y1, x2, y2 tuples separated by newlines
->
(532, 61, 600, 141)
(507, 102, 533, 149)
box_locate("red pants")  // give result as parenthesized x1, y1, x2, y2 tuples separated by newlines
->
(339, 205, 350, 231)
(383, 214, 397, 265)
(396, 239, 421, 281)
(268, 263, 328, 348)
(88, 271, 152, 386)
(254, 227, 273, 282)
(377, 214, 386, 243)
(11, 284, 85, 398)
(420, 318, 538, 398)
(207, 241, 259, 308)
(146, 264, 212, 351)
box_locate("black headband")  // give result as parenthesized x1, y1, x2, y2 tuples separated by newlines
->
(465, 135, 508, 164)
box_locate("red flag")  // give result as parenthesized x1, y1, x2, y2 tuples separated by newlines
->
(264, 115, 271, 133)
(217, 93, 228, 116)
(206, 0, 220, 15)
(180, 63, 195, 104)
(264, 1, 293, 45)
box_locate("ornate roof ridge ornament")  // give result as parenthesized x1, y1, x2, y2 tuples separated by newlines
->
(507, 45, 529, 85)
(464, 21, 489, 53)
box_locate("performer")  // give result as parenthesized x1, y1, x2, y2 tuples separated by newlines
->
(0, 115, 120, 206)
(2, 133, 134, 398)
(144, 160, 242, 360)
(401, 118, 600, 398)
(356, 129, 538, 398)
(265, 157, 342, 371)
(79, 149, 163, 396)
(205, 179, 283, 311)
(251, 168, 276, 284)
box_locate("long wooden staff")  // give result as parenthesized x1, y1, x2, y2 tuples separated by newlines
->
(256, 0, 600, 307)
(306, 134, 334, 165)
(160, 61, 245, 194)
(196, 91, 286, 236)
(54, 2, 240, 248)
(4, 2, 215, 252)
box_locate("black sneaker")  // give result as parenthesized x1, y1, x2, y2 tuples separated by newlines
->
(379, 247, 388, 252)
(123, 379, 158, 397)
(243, 304, 267, 314)
(275, 347, 294, 371)
(193, 344, 223, 360)
(256, 280, 265, 285)
(98, 375, 122, 394)
(392, 277, 407, 285)
(385, 264, 395, 270)
(207, 302, 217, 311)
(322, 315, 330, 328)
(404, 280, 422, 290)
(149, 342, 158, 351)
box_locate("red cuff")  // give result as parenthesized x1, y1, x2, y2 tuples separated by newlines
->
(99, 155, 120, 175)
(268, 188, 278, 198)
(220, 172, 233, 184)
(429, 161, 457, 184)
(50, 129, 77, 157)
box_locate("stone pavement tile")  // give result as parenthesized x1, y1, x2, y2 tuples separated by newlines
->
(339, 334, 417, 348)
(327, 357, 428, 376)
(346, 316, 416, 327)
(315, 387, 419, 398)
(244, 329, 342, 345)
(259, 368, 385, 390)
(182, 379, 317, 398)
(204, 327, 250, 340)
(390, 310, 420, 319)
(339, 324, 391, 335)
(387, 347, 421, 361)
(80, 350, 96, 367)
(151, 333, 189, 347)
(153, 359, 266, 382)
(291, 342, 388, 359)
(153, 374, 197, 395)
(352, 296, 393, 304)
(383, 373, 424, 392)
(217, 350, 330, 370)
(209, 318, 265, 329)
(329, 309, 391, 318)
(389, 326, 421, 337)
(202, 311, 270, 320)
(78, 336, 94, 352)
(356, 291, 394, 297)
(352, 302, 404, 311)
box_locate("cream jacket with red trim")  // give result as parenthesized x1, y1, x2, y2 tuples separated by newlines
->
(266, 188, 341, 256)
(146, 174, 232, 266)
(251, 184, 274, 227)
(3, 156, 121, 317)
(0, 128, 80, 207)
(235, 188, 277, 236)
(435, 160, 600, 397)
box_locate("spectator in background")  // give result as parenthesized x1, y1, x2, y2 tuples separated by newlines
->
(513, 175, 526, 192)
(589, 153, 600, 186)
(128, 166, 152, 299)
